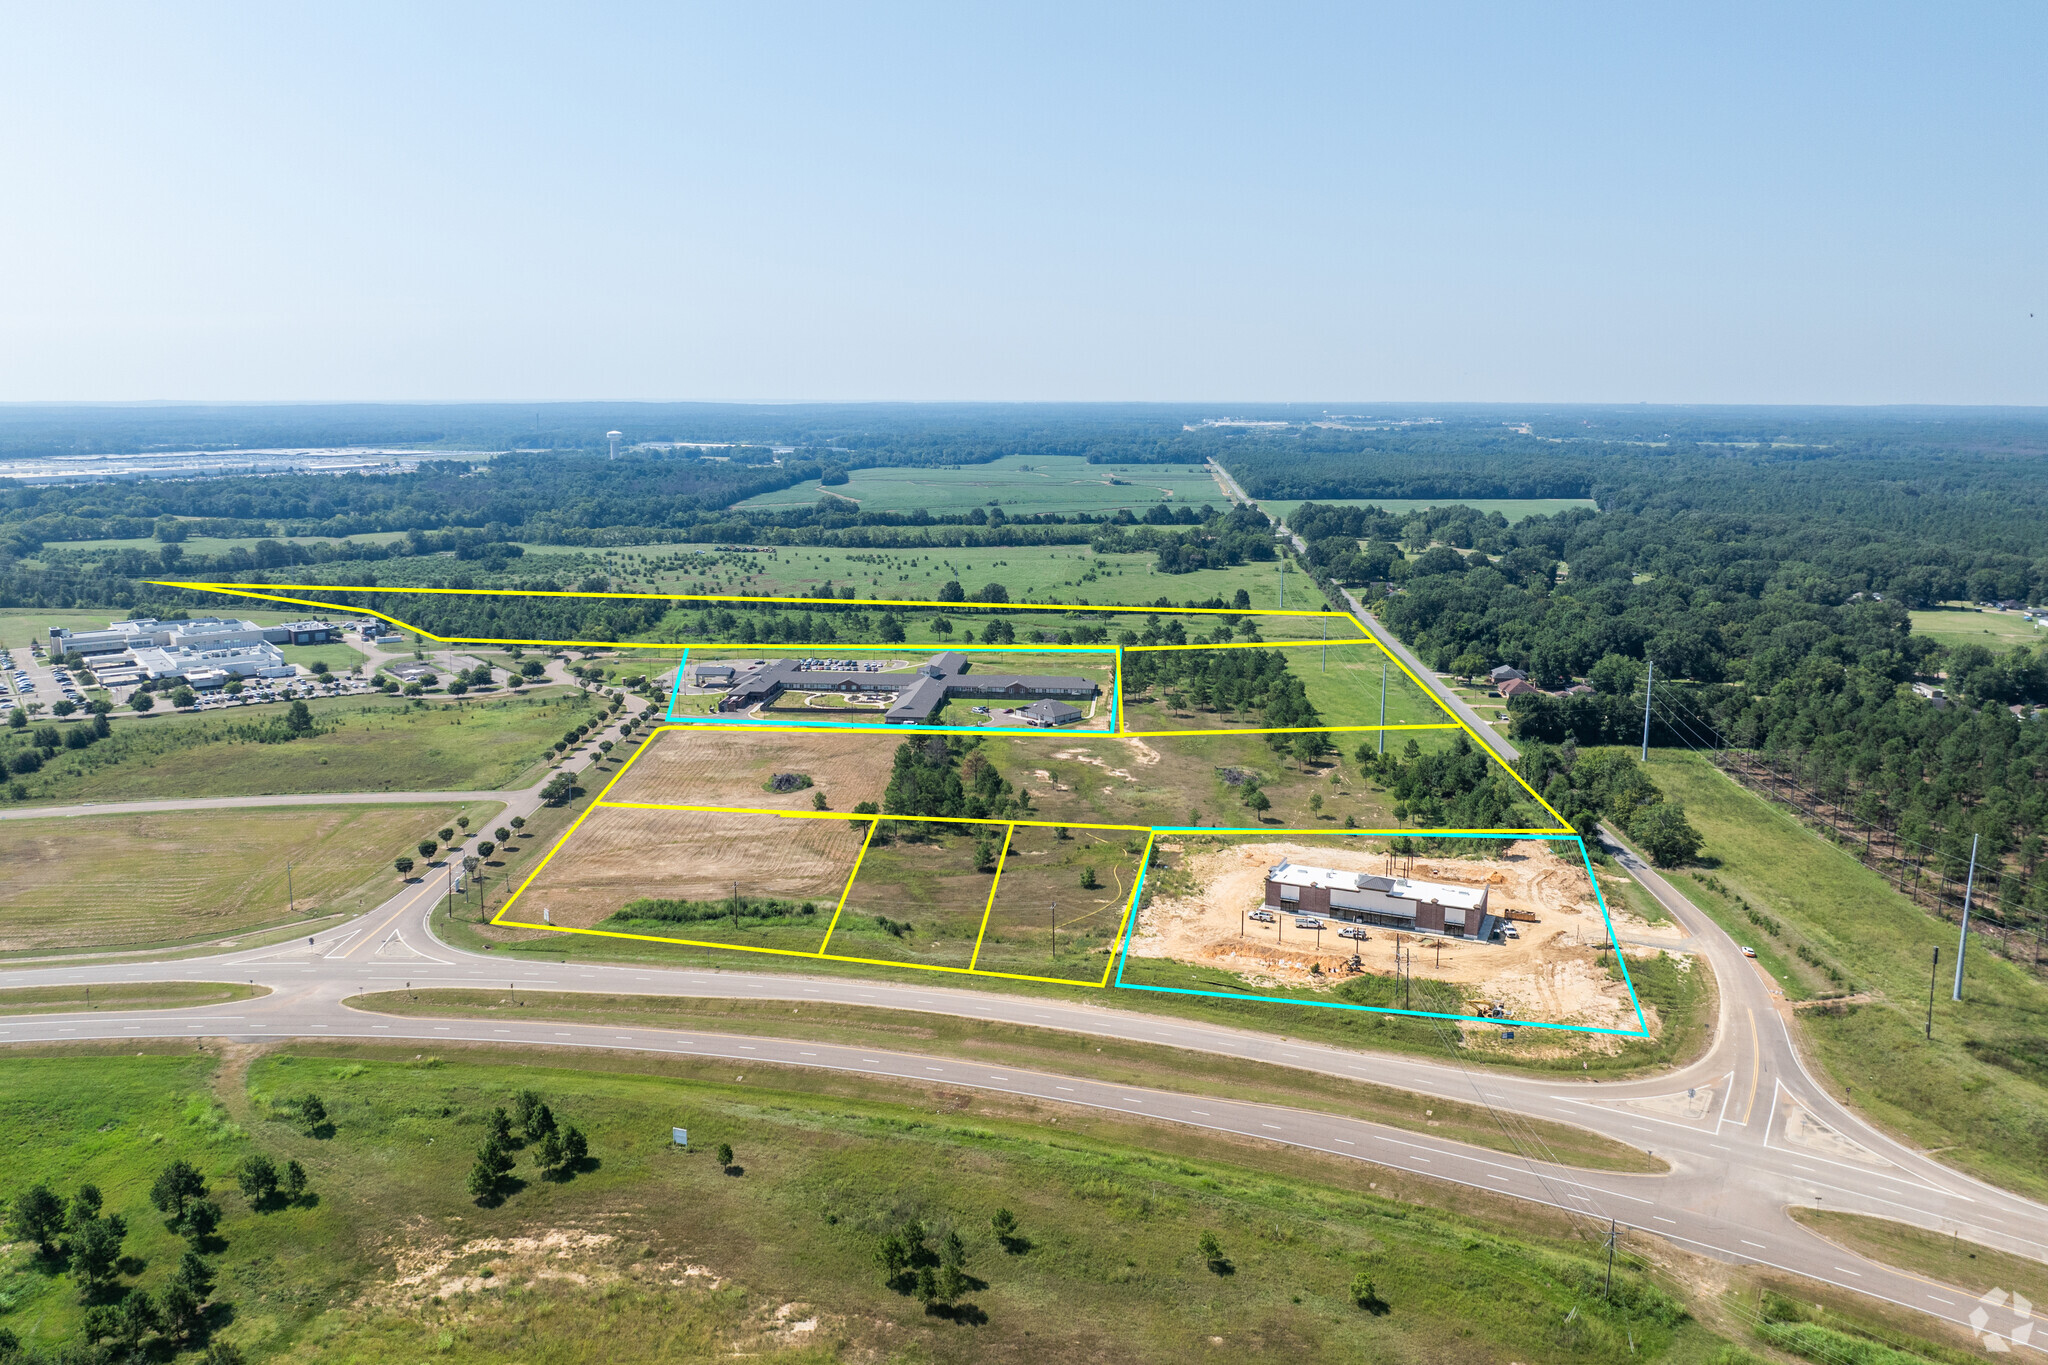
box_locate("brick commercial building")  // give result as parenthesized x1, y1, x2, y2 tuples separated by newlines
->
(1263, 859, 1497, 940)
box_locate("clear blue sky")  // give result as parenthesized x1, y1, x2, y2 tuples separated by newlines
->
(2, 3, 2041, 404)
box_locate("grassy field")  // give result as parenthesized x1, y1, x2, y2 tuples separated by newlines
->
(0, 803, 496, 955)
(1, 689, 599, 806)
(1788, 1209, 2048, 1311)
(275, 640, 371, 672)
(589, 543, 1306, 613)
(0, 982, 268, 1013)
(1643, 751, 2048, 1199)
(1909, 605, 2045, 654)
(734, 454, 1228, 516)
(0, 1045, 1735, 1363)
(1119, 640, 1448, 734)
(1258, 497, 1598, 529)
(356, 989, 1660, 1171)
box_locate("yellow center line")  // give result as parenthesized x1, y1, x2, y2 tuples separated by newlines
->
(1742, 1007, 1761, 1124)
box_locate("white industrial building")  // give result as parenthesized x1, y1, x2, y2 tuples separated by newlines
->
(48, 616, 312, 687)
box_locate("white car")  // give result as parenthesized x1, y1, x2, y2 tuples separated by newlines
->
(1293, 916, 1324, 930)
(1338, 926, 1368, 941)
(1248, 909, 1276, 924)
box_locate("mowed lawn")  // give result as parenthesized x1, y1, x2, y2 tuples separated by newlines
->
(0, 803, 492, 953)
(0, 1048, 1722, 1364)
(1644, 751, 2048, 1198)
(1908, 606, 2045, 654)
(733, 453, 1227, 516)
(4, 690, 601, 805)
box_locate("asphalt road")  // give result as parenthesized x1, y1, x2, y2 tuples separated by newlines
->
(3, 607, 2044, 1350)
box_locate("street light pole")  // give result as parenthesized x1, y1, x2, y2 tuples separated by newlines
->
(1639, 659, 1655, 762)
(1378, 655, 1388, 755)
(1952, 834, 1979, 1002)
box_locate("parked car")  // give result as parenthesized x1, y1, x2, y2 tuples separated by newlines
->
(1248, 909, 1276, 924)
(1338, 926, 1368, 941)
(1293, 916, 1324, 930)
(1741, 946, 1757, 958)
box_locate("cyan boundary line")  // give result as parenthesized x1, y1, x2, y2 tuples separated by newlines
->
(1111, 831, 1649, 1038)
(662, 641, 1121, 735)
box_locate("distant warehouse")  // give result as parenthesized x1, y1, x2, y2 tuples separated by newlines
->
(717, 651, 1097, 725)
(1264, 860, 1498, 941)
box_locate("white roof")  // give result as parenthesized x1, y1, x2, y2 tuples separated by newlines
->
(1265, 859, 1486, 910)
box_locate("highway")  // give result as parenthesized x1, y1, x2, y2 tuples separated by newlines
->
(4, 603, 2045, 1351)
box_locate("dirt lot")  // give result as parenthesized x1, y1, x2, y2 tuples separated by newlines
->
(508, 807, 866, 930)
(1128, 838, 1661, 1029)
(606, 727, 899, 811)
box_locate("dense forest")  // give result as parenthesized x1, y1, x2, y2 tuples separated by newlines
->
(1275, 438, 2048, 931)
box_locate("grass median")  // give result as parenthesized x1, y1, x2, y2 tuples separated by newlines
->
(0, 981, 268, 1014)
(349, 988, 1663, 1173)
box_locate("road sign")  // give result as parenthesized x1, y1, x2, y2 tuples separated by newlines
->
(672, 1128, 688, 1147)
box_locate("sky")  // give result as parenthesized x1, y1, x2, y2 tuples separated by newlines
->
(2, 3, 2042, 405)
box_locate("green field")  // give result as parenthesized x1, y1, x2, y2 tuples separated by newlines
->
(1258, 498, 1598, 529)
(275, 640, 371, 672)
(734, 454, 1227, 516)
(0, 1046, 1731, 1363)
(1789, 1209, 2048, 1312)
(587, 543, 1308, 612)
(1642, 751, 2048, 1198)
(0, 803, 495, 954)
(0, 689, 599, 806)
(1909, 605, 2045, 653)
(1119, 641, 1449, 734)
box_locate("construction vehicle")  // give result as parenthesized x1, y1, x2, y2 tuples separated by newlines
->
(1502, 908, 1538, 923)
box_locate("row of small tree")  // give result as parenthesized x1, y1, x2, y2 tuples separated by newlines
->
(468, 1090, 591, 1205)
(0, 1148, 314, 1362)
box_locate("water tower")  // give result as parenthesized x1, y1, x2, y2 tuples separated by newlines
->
(606, 430, 623, 460)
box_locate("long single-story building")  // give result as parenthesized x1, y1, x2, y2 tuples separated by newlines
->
(1263, 859, 1497, 940)
(130, 642, 296, 685)
(717, 650, 1098, 725)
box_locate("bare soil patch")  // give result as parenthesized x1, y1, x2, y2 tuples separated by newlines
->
(609, 726, 896, 810)
(1131, 838, 1659, 1029)
(510, 807, 866, 929)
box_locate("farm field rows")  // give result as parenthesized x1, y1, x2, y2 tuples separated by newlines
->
(732, 453, 1226, 515)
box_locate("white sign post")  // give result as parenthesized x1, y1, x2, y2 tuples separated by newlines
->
(672, 1127, 688, 1148)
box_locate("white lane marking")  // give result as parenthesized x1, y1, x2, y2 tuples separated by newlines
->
(1190, 1110, 1211, 1116)
(1653, 1216, 1677, 1225)
(1335, 1139, 1354, 1146)
(1835, 1266, 1862, 1277)
(1742, 1240, 1767, 1249)
(1056, 1086, 1074, 1092)
(1928, 1295, 1954, 1305)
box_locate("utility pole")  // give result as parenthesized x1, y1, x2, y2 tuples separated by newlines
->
(1051, 900, 1057, 957)
(1603, 1219, 1619, 1300)
(286, 861, 293, 916)
(1926, 946, 1939, 1039)
(1639, 659, 1654, 762)
(1278, 561, 1284, 610)
(732, 880, 741, 934)
(1952, 834, 1978, 1001)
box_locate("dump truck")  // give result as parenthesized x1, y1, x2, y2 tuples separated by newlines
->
(1502, 908, 1538, 923)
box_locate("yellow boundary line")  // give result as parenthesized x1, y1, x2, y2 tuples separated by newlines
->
(813, 816, 880, 956)
(157, 579, 1572, 832)
(966, 824, 1015, 971)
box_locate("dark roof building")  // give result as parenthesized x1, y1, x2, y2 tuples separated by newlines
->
(1017, 698, 1084, 727)
(717, 652, 1097, 725)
